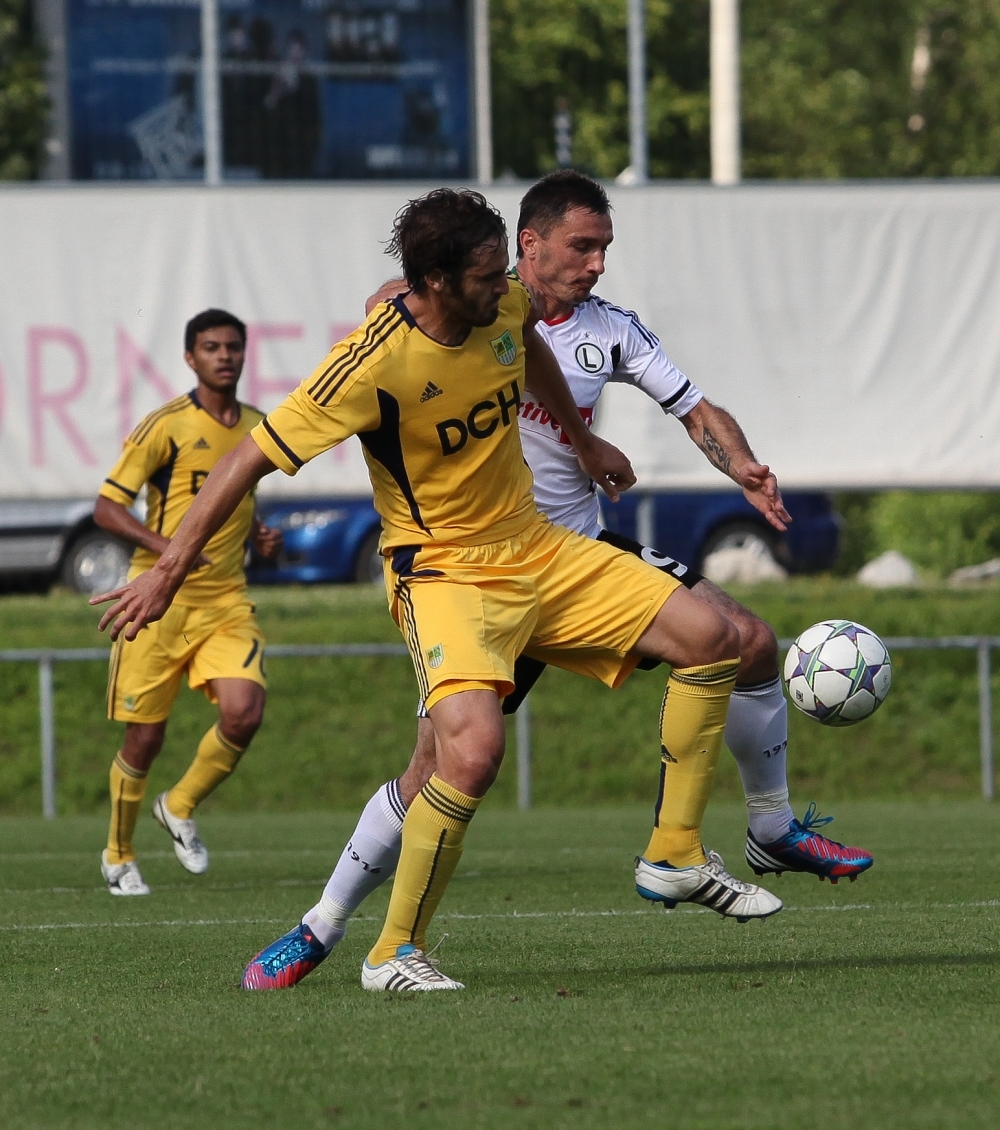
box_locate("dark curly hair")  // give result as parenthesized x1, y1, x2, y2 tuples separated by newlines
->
(516, 170, 611, 257)
(184, 309, 246, 353)
(387, 188, 508, 292)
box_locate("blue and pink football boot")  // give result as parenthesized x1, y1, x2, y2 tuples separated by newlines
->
(745, 803, 874, 883)
(242, 923, 331, 990)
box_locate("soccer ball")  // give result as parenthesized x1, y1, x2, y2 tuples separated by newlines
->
(783, 620, 892, 726)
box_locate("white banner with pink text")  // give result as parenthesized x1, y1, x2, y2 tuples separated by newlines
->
(3, 181, 1000, 499)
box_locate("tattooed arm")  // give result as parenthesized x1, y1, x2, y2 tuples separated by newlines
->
(678, 398, 791, 531)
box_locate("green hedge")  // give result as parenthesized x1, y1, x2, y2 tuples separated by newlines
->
(2, 580, 999, 815)
(834, 491, 1000, 577)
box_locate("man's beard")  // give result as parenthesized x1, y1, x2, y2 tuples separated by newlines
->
(450, 290, 501, 327)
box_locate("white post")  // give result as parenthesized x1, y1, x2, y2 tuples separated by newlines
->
(36, 0, 72, 179)
(636, 493, 656, 548)
(39, 658, 56, 819)
(710, 0, 741, 185)
(201, 0, 223, 185)
(473, 0, 492, 185)
(978, 640, 994, 801)
(627, 0, 648, 184)
(516, 695, 532, 810)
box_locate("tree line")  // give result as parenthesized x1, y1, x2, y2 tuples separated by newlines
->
(3, 2, 1000, 180)
(493, 0, 1000, 180)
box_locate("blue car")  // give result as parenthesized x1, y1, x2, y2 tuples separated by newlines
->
(246, 491, 840, 586)
(598, 490, 839, 576)
(248, 499, 385, 585)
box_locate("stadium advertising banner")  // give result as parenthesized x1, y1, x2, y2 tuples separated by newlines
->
(2, 182, 1000, 499)
(68, 0, 470, 181)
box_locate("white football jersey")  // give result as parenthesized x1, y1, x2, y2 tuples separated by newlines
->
(521, 293, 703, 537)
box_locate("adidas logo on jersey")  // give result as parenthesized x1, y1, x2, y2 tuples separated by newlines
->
(419, 382, 444, 402)
(193, 437, 211, 450)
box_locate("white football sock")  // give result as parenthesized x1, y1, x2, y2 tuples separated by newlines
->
(301, 779, 406, 949)
(724, 677, 796, 844)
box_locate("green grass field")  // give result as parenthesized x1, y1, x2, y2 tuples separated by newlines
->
(2, 580, 1000, 816)
(2, 802, 999, 1129)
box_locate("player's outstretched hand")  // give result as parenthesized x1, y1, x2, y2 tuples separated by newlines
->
(90, 567, 178, 642)
(738, 461, 792, 531)
(576, 434, 636, 504)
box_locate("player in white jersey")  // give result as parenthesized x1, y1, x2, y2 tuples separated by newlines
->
(241, 172, 872, 991)
(520, 290, 701, 538)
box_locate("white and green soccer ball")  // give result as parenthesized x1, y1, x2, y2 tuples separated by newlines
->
(783, 620, 892, 726)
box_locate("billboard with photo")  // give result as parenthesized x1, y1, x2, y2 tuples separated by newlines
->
(67, 0, 470, 181)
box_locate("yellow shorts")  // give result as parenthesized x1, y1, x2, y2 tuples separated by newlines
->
(384, 517, 681, 711)
(106, 598, 266, 724)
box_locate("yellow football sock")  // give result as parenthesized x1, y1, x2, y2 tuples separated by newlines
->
(643, 659, 740, 867)
(166, 724, 245, 820)
(367, 774, 481, 966)
(106, 754, 148, 865)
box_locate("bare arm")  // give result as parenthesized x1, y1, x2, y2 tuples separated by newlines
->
(91, 436, 277, 639)
(678, 398, 791, 531)
(522, 323, 636, 502)
(93, 496, 213, 568)
(94, 495, 170, 557)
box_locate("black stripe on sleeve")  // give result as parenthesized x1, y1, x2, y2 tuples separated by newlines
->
(315, 313, 404, 407)
(659, 379, 692, 411)
(129, 396, 190, 445)
(308, 306, 399, 403)
(104, 478, 138, 500)
(261, 418, 304, 469)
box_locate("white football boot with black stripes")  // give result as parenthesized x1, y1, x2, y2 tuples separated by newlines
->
(361, 943, 465, 992)
(635, 850, 783, 922)
(152, 792, 209, 874)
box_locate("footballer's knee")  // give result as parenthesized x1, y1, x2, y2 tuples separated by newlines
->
(689, 580, 778, 680)
(428, 689, 506, 797)
(214, 679, 265, 748)
(695, 611, 741, 667)
(218, 696, 264, 748)
(443, 736, 505, 796)
(635, 590, 740, 669)
(735, 615, 779, 683)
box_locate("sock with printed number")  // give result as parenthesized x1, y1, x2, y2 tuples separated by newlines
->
(367, 775, 481, 966)
(725, 676, 796, 844)
(106, 754, 149, 865)
(643, 659, 740, 868)
(166, 724, 245, 820)
(302, 779, 407, 949)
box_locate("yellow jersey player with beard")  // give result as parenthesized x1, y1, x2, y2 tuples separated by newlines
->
(94, 191, 781, 993)
(95, 309, 281, 896)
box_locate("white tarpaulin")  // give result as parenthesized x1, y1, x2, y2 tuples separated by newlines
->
(1, 180, 999, 499)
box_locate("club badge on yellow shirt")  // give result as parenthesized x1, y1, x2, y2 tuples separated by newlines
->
(491, 331, 517, 366)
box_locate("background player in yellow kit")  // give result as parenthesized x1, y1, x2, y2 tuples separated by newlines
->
(94, 192, 782, 991)
(94, 309, 282, 895)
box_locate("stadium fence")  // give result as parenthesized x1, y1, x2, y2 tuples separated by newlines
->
(0, 637, 995, 818)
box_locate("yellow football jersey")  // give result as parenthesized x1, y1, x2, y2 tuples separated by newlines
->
(252, 281, 538, 548)
(100, 391, 263, 606)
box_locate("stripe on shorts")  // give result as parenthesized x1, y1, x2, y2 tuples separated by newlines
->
(396, 581, 430, 701)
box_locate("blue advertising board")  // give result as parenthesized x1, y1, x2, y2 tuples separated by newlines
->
(67, 0, 470, 180)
